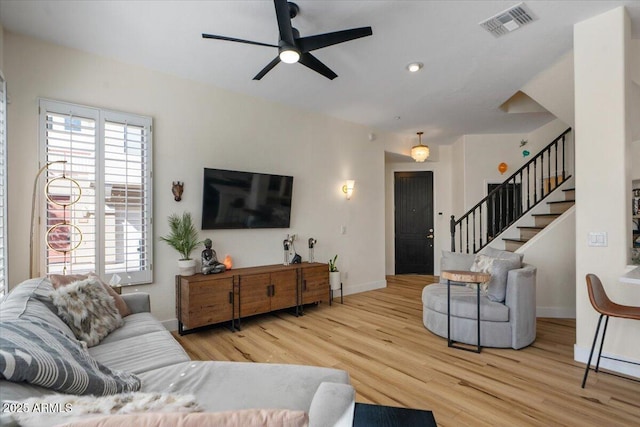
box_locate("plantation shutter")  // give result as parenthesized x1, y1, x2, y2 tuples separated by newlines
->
(102, 111, 153, 284)
(39, 99, 153, 285)
(0, 73, 7, 296)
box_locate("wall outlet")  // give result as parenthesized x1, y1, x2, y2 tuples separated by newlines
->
(340, 225, 347, 235)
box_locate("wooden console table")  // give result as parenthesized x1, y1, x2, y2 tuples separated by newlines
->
(176, 262, 329, 335)
(441, 270, 491, 353)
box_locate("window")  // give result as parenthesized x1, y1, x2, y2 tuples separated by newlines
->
(39, 99, 153, 285)
(0, 73, 7, 296)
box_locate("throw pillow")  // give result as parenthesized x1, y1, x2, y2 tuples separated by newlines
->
(481, 247, 523, 267)
(469, 254, 522, 301)
(50, 273, 131, 317)
(0, 319, 140, 395)
(50, 278, 124, 347)
(469, 254, 494, 292)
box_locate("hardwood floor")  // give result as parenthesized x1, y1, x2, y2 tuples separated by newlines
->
(173, 275, 640, 426)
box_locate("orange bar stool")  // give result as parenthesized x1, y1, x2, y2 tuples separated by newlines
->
(581, 274, 640, 388)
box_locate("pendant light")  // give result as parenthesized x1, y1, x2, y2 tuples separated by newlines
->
(411, 131, 430, 162)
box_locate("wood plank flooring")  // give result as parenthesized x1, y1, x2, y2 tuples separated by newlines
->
(173, 275, 640, 426)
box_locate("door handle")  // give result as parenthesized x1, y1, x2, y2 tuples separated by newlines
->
(426, 234, 434, 239)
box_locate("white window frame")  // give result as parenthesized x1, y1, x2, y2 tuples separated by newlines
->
(38, 99, 153, 285)
(0, 72, 7, 296)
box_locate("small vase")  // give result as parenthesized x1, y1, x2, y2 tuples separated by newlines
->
(329, 271, 341, 290)
(178, 259, 197, 276)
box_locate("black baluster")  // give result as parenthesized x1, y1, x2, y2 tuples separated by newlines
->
(534, 160, 537, 203)
(553, 139, 558, 187)
(465, 216, 469, 254)
(547, 146, 551, 195)
(479, 204, 483, 249)
(527, 163, 531, 209)
(450, 215, 456, 252)
(473, 210, 476, 253)
(562, 135, 566, 180)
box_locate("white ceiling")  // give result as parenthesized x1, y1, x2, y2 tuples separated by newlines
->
(1, 1, 639, 145)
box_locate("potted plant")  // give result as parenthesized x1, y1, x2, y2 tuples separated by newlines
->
(160, 212, 200, 276)
(328, 254, 341, 290)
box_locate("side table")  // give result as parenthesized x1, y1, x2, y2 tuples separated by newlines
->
(440, 270, 490, 353)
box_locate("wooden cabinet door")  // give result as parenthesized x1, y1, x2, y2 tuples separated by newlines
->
(239, 273, 271, 317)
(181, 277, 234, 329)
(301, 265, 329, 305)
(270, 269, 298, 311)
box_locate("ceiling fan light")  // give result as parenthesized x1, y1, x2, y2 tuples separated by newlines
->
(279, 48, 300, 64)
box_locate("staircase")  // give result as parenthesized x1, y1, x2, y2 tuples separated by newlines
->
(503, 187, 575, 251)
(450, 128, 573, 254)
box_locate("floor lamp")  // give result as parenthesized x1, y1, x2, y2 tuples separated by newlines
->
(30, 160, 67, 278)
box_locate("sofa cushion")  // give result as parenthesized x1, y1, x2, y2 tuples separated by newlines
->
(422, 284, 509, 322)
(139, 361, 350, 413)
(56, 410, 309, 427)
(89, 331, 190, 374)
(50, 278, 124, 347)
(439, 251, 476, 285)
(50, 273, 131, 317)
(0, 278, 76, 339)
(99, 312, 168, 345)
(0, 319, 140, 396)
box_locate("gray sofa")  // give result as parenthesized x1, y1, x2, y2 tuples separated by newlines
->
(0, 277, 355, 426)
(422, 249, 537, 349)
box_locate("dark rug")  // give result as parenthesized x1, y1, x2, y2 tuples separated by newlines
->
(353, 402, 438, 427)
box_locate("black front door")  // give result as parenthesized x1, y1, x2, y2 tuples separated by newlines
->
(394, 171, 434, 274)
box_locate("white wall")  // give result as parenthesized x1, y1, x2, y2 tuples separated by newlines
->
(384, 147, 453, 275)
(460, 119, 570, 212)
(574, 7, 640, 378)
(522, 52, 575, 127)
(5, 32, 404, 325)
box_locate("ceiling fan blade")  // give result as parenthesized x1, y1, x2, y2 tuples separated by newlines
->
(298, 53, 337, 80)
(253, 57, 281, 80)
(296, 27, 373, 53)
(202, 33, 277, 48)
(274, 0, 295, 46)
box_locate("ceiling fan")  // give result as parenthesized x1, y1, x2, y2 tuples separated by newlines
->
(202, 0, 373, 80)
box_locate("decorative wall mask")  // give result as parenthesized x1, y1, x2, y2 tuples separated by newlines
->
(172, 181, 184, 202)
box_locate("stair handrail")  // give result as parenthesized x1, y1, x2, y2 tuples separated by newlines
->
(450, 127, 572, 253)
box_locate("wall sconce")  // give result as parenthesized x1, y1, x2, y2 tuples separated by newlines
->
(342, 180, 355, 200)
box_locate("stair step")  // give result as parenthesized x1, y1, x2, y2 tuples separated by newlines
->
(532, 213, 561, 227)
(503, 238, 529, 252)
(547, 199, 575, 214)
(517, 226, 545, 240)
(563, 188, 575, 200)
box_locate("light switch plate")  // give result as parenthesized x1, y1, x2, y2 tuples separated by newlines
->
(588, 232, 608, 247)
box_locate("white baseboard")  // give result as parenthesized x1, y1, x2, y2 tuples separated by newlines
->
(536, 306, 576, 318)
(162, 318, 179, 331)
(342, 279, 387, 296)
(574, 344, 640, 379)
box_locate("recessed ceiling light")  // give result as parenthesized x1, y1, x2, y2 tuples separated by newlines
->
(406, 62, 424, 73)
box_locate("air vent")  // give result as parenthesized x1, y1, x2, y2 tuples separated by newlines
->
(479, 2, 537, 38)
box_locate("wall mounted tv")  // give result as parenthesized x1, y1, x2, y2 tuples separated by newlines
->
(202, 168, 294, 230)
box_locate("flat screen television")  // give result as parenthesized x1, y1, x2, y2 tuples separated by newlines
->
(202, 168, 293, 230)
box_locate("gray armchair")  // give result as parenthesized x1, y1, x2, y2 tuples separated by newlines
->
(422, 250, 537, 350)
